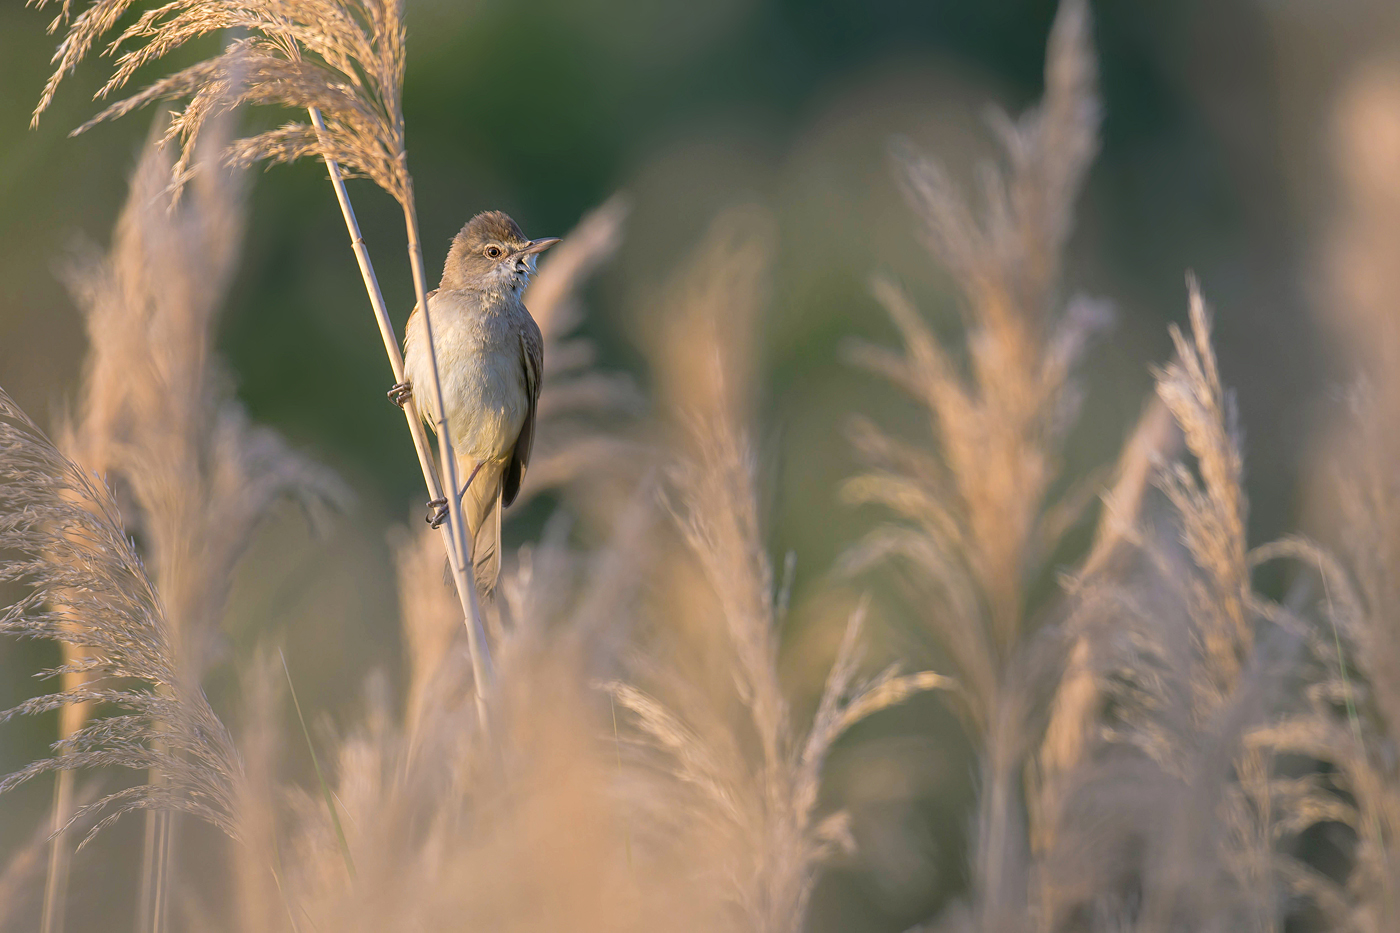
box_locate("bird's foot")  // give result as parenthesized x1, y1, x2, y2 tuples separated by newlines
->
(387, 382, 413, 408)
(425, 497, 449, 528)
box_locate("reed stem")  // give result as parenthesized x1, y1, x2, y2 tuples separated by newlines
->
(400, 185, 495, 708)
(305, 108, 493, 730)
(39, 769, 74, 933)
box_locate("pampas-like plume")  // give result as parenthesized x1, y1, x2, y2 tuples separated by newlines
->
(609, 210, 949, 933)
(0, 390, 244, 844)
(12, 111, 343, 932)
(1152, 278, 1252, 718)
(845, 0, 1104, 738)
(1127, 282, 1282, 933)
(845, 1, 1105, 926)
(32, 0, 410, 202)
(61, 115, 343, 685)
(1029, 282, 1316, 933)
(219, 495, 675, 932)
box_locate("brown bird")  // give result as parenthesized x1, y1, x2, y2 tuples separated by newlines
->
(390, 210, 559, 596)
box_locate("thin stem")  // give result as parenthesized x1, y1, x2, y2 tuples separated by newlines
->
(152, 811, 173, 933)
(136, 803, 159, 932)
(40, 770, 74, 933)
(305, 108, 492, 730)
(401, 180, 494, 712)
(281, 649, 356, 882)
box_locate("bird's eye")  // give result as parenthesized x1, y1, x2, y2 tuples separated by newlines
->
(484, 245, 503, 259)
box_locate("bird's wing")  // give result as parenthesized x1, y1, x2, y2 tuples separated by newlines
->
(404, 289, 440, 428)
(501, 315, 543, 508)
(405, 288, 439, 336)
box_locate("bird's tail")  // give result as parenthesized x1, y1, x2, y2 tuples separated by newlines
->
(463, 460, 505, 600)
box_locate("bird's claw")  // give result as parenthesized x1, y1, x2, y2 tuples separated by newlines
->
(426, 497, 449, 528)
(388, 382, 413, 408)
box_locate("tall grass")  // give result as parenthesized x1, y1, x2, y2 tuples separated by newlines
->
(7, 0, 1400, 931)
(845, 1, 1109, 925)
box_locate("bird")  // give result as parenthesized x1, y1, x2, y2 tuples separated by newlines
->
(389, 210, 559, 597)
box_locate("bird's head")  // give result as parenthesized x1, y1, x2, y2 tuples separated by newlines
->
(440, 210, 560, 295)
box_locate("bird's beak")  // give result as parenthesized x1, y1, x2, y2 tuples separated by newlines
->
(519, 237, 561, 255)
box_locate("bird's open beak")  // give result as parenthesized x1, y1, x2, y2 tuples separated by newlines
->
(520, 237, 561, 255)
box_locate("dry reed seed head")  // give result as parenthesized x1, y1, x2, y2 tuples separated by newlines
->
(32, 1, 412, 203)
(848, 0, 1106, 740)
(0, 390, 245, 845)
(59, 111, 346, 685)
(1153, 279, 1252, 692)
(596, 201, 955, 930)
(0, 104, 342, 870)
(256, 637, 690, 933)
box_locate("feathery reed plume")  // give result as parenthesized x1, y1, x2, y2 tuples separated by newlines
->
(62, 115, 342, 685)
(1032, 394, 1180, 900)
(1026, 282, 1304, 932)
(1129, 280, 1281, 933)
(41, 109, 257, 932)
(32, 0, 408, 203)
(221, 489, 668, 932)
(0, 389, 244, 845)
(609, 209, 949, 933)
(28, 0, 496, 713)
(844, 0, 1104, 924)
(846, 0, 1103, 737)
(1152, 279, 1253, 715)
(48, 112, 343, 931)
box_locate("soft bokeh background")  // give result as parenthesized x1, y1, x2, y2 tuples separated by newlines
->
(3, 0, 1399, 929)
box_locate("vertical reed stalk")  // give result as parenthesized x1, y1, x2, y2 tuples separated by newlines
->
(400, 184, 494, 696)
(305, 108, 492, 727)
(41, 649, 95, 933)
(39, 769, 75, 933)
(136, 812, 157, 931)
(135, 757, 173, 933)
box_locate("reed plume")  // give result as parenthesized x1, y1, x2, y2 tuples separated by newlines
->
(0, 389, 244, 845)
(606, 209, 948, 933)
(845, 0, 1107, 924)
(846, 0, 1103, 738)
(0, 107, 343, 931)
(215, 493, 672, 932)
(32, 0, 409, 202)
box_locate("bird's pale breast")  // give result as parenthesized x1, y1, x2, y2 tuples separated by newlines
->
(404, 289, 528, 463)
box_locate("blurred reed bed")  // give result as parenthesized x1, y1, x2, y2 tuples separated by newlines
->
(5, 0, 1400, 932)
